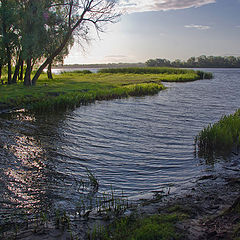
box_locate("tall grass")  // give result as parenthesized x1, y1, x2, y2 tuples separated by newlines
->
(29, 83, 165, 112)
(195, 70, 213, 79)
(0, 67, 211, 113)
(195, 109, 240, 158)
(98, 67, 213, 79)
(99, 67, 194, 74)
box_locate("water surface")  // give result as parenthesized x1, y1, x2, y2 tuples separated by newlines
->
(0, 68, 239, 222)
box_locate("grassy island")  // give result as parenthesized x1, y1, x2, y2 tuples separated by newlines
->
(0, 67, 212, 113)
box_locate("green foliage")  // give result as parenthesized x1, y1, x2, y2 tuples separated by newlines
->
(98, 67, 212, 80)
(195, 109, 240, 158)
(98, 67, 195, 75)
(146, 55, 240, 68)
(196, 70, 213, 79)
(63, 70, 92, 74)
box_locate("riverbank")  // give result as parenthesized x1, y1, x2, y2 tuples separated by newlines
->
(0, 68, 239, 239)
(2, 153, 239, 240)
(0, 68, 212, 113)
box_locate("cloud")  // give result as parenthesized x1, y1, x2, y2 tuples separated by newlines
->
(119, 0, 216, 13)
(184, 24, 211, 30)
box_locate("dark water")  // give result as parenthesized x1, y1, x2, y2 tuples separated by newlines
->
(0, 69, 239, 222)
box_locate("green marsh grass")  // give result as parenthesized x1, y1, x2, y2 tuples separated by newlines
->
(0, 68, 211, 112)
(195, 109, 240, 158)
(0, 72, 166, 112)
(98, 67, 213, 80)
(99, 67, 194, 74)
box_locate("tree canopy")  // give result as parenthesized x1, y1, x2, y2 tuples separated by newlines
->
(0, 0, 120, 86)
(146, 56, 240, 68)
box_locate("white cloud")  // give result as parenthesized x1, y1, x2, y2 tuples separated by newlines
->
(184, 24, 211, 30)
(119, 0, 216, 13)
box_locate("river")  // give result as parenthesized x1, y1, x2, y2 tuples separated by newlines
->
(0, 68, 239, 223)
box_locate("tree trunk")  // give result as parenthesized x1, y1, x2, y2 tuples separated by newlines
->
(7, 47, 12, 84)
(2, 0, 11, 84)
(0, 65, 3, 85)
(19, 59, 24, 80)
(7, 61, 12, 84)
(12, 57, 21, 84)
(24, 58, 32, 86)
(47, 61, 53, 79)
(32, 30, 72, 85)
(31, 14, 84, 85)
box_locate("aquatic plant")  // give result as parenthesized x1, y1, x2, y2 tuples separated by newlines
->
(196, 70, 213, 79)
(195, 109, 240, 158)
(86, 167, 99, 191)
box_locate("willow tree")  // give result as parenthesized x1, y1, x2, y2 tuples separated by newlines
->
(19, 0, 53, 85)
(0, 0, 18, 84)
(43, 5, 75, 80)
(31, 0, 120, 85)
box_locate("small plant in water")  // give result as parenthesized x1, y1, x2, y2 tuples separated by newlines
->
(86, 167, 99, 191)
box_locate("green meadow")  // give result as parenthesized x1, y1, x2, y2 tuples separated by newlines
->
(0, 68, 212, 112)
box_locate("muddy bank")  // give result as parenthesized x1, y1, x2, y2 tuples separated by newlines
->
(138, 154, 240, 239)
(2, 154, 239, 240)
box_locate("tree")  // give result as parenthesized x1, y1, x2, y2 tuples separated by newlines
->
(186, 57, 196, 67)
(19, 0, 53, 85)
(0, 0, 120, 86)
(31, 0, 120, 85)
(0, 0, 18, 84)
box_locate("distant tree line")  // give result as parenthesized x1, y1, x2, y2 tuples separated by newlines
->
(146, 56, 240, 68)
(0, 0, 119, 86)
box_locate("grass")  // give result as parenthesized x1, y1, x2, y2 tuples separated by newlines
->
(0, 68, 211, 112)
(195, 109, 240, 158)
(89, 212, 187, 240)
(99, 67, 194, 74)
(98, 67, 213, 80)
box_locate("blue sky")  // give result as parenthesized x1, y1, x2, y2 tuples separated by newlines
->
(65, 0, 240, 64)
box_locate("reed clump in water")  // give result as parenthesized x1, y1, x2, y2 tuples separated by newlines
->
(195, 109, 240, 158)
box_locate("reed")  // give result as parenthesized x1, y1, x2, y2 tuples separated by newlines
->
(98, 67, 213, 80)
(195, 109, 240, 158)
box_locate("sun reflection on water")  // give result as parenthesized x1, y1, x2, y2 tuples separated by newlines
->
(2, 134, 47, 215)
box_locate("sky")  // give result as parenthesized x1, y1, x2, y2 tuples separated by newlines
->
(64, 0, 240, 64)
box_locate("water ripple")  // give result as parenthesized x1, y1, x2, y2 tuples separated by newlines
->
(0, 69, 240, 218)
